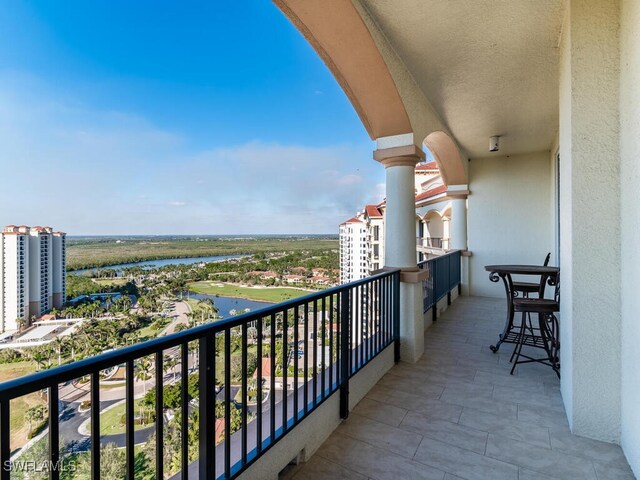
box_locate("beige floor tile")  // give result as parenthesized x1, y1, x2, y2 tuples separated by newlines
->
(291, 455, 369, 480)
(414, 436, 518, 480)
(549, 429, 631, 466)
(473, 369, 545, 393)
(517, 404, 570, 429)
(337, 413, 423, 458)
(593, 461, 637, 480)
(517, 467, 563, 480)
(366, 385, 462, 423)
(316, 433, 445, 480)
(486, 434, 598, 480)
(352, 397, 408, 427)
(439, 390, 518, 419)
(458, 406, 551, 448)
(492, 384, 565, 410)
(399, 411, 488, 454)
(377, 373, 445, 399)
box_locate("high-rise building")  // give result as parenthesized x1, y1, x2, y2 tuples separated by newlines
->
(0, 225, 66, 332)
(339, 216, 367, 284)
(340, 162, 453, 284)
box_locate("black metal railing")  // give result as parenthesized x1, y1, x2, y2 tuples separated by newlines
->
(0, 269, 400, 480)
(419, 250, 462, 319)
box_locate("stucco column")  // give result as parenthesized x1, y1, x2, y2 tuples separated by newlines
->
(450, 197, 468, 250)
(441, 217, 451, 248)
(374, 143, 427, 363)
(559, 0, 621, 443)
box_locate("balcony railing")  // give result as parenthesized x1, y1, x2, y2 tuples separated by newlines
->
(419, 250, 462, 317)
(416, 236, 450, 250)
(0, 269, 400, 480)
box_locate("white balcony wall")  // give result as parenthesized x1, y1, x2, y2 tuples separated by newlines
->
(620, 0, 640, 473)
(466, 152, 554, 297)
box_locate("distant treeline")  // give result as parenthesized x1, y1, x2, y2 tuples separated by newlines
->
(67, 237, 339, 270)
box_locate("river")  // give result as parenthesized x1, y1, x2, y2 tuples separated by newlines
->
(71, 255, 275, 316)
(181, 291, 273, 319)
(72, 254, 246, 275)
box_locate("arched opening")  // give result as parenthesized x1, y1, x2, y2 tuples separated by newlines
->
(423, 210, 444, 249)
(424, 131, 467, 186)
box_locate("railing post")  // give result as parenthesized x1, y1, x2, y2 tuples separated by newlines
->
(393, 272, 401, 363)
(125, 360, 134, 480)
(432, 261, 438, 323)
(447, 254, 452, 306)
(339, 289, 350, 419)
(0, 400, 9, 480)
(154, 352, 164, 480)
(199, 334, 216, 479)
(90, 373, 100, 480)
(49, 386, 59, 480)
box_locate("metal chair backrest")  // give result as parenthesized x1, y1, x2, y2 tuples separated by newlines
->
(543, 253, 551, 266)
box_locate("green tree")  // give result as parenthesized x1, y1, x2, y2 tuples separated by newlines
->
(25, 405, 46, 437)
(135, 358, 152, 396)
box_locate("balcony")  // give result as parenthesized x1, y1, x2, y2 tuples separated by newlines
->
(284, 295, 633, 480)
(417, 237, 450, 253)
(0, 269, 407, 480)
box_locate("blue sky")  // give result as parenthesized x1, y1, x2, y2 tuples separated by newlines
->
(0, 1, 385, 234)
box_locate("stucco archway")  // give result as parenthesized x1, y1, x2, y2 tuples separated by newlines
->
(424, 131, 467, 186)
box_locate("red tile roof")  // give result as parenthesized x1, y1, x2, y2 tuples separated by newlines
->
(284, 275, 305, 280)
(415, 184, 448, 202)
(215, 418, 225, 444)
(416, 161, 439, 171)
(365, 205, 383, 217)
(253, 358, 272, 379)
(340, 216, 363, 225)
(310, 276, 331, 282)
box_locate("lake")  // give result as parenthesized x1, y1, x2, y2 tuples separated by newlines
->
(72, 254, 246, 275)
(182, 291, 273, 318)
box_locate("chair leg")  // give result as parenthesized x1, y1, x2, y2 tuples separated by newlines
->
(510, 312, 527, 375)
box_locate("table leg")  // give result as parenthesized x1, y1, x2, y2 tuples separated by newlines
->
(490, 272, 514, 353)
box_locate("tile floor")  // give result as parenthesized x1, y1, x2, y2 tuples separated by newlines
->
(284, 296, 635, 480)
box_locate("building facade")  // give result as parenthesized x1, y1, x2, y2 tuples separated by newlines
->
(339, 216, 367, 284)
(340, 162, 463, 283)
(0, 225, 66, 332)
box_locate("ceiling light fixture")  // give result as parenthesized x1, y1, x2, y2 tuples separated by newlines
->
(489, 135, 500, 152)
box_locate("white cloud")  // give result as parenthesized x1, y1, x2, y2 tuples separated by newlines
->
(0, 72, 383, 234)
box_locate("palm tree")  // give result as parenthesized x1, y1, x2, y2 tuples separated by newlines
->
(52, 336, 64, 366)
(30, 350, 47, 371)
(163, 353, 179, 383)
(64, 335, 78, 361)
(135, 358, 153, 396)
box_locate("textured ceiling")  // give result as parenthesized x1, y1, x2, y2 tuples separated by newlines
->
(360, 0, 565, 158)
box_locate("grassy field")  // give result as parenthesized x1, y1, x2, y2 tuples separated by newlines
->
(67, 236, 338, 270)
(88, 398, 152, 436)
(188, 281, 311, 303)
(0, 362, 46, 448)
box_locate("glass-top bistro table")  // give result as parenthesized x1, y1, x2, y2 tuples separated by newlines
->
(484, 265, 560, 355)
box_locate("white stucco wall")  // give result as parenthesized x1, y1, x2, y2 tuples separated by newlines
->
(559, 0, 622, 444)
(619, 0, 640, 474)
(467, 152, 553, 297)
